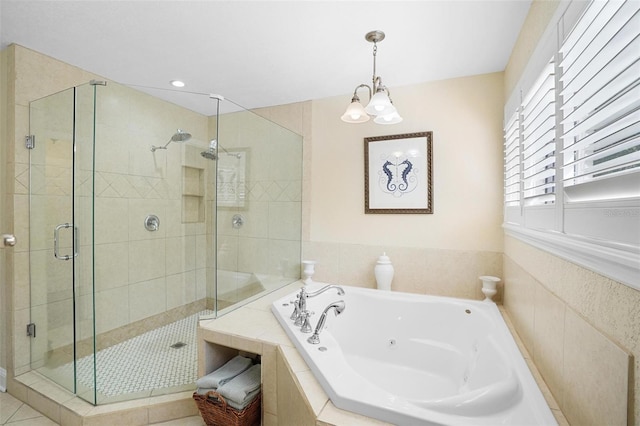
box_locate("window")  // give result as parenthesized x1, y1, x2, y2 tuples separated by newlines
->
(503, 0, 640, 289)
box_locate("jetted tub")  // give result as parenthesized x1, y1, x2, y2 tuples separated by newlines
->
(271, 283, 557, 425)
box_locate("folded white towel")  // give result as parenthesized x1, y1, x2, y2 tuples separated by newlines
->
(195, 355, 252, 389)
(196, 387, 215, 395)
(217, 364, 261, 405)
(224, 388, 260, 411)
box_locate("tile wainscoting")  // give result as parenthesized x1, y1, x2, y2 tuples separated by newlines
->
(504, 236, 636, 425)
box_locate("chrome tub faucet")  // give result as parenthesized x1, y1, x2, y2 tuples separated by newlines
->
(290, 285, 345, 322)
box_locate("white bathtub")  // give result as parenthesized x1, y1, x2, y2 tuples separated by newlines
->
(271, 284, 557, 425)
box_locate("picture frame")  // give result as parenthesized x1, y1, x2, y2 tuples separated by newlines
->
(364, 131, 433, 214)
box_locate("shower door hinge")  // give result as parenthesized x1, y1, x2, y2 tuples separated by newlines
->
(26, 323, 36, 338)
(25, 135, 35, 150)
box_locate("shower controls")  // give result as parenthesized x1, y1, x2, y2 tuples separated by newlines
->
(2, 234, 16, 247)
(145, 215, 160, 231)
(232, 214, 245, 229)
(53, 223, 78, 260)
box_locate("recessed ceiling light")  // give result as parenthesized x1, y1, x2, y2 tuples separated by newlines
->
(170, 80, 185, 88)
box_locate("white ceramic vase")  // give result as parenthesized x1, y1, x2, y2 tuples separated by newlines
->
(374, 253, 394, 291)
(302, 260, 316, 285)
(479, 275, 500, 302)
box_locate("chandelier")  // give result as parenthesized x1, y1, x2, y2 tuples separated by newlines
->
(341, 30, 402, 125)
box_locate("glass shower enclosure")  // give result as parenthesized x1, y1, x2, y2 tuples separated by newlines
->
(28, 80, 302, 404)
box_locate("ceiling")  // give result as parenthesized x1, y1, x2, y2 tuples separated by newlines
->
(1, 1, 532, 116)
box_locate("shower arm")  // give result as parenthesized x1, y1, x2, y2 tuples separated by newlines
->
(150, 140, 172, 152)
(151, 130, 191, 152)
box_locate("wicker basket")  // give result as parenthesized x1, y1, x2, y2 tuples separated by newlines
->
(193, 390, 261, 426)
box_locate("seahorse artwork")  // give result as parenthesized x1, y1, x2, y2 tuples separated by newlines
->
(379, 155, 418, 197)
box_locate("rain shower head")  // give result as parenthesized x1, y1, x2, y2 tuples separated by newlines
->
(201, 139, 242, 160)
(170, 129, 192, 142)
(201, 139, 218, 160)
(201, 150, 217, 160)
(151, 129, 192, 152)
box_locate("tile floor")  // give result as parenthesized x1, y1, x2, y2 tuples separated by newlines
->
(41, 311, 213, 400)
(1, 391, 206, 425)
(0, 392, 58, 426)
(3, 312, 214, 425)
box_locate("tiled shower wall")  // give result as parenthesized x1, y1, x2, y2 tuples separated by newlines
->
(212, 110, 303, 283)
(5, 44, 305, 382)
(6, 45, 215, 377)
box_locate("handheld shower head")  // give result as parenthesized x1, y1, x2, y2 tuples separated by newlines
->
(151, 129, 192, 152)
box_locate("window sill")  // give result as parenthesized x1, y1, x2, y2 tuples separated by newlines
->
(503, 223, 640, 291)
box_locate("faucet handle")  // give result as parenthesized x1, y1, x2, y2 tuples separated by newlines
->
(289, 297, 301, 321)
(294, 308, 306, 327)
(300, 311, 314, 333)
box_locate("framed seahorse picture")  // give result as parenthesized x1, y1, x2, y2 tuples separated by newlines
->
(364, 132, 433, 214)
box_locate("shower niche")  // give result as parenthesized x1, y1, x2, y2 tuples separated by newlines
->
(27, 80, 302, 405)
(182, 166, 205, 223)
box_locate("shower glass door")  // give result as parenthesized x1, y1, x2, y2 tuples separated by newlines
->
(29, 83, 98, 403)
(215, 102, 303, 314)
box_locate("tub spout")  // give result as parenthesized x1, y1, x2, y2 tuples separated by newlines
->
(307, 300, 345, 344)
(296, 285, 345, 315)
(306, 285, 345, 298)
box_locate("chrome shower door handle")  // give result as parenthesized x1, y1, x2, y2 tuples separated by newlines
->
(54, 223, 78, 260)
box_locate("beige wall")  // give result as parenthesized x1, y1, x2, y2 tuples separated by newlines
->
(311, 73, 504, 251)
(303, 72, 505, 299)
(503, 0, 560, 101)
(503, 1, 639, 424)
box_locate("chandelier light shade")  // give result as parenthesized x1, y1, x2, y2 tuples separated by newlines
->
(340, 94, 370, 123)
(341, 30, 402, 125)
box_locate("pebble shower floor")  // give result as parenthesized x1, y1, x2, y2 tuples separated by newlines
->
(54, 311, 213, 397)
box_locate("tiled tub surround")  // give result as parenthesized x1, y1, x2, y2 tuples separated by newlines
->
(271, 285, 556, 425)
(504, 236, 635, 426)
(198, 281, 567, 426)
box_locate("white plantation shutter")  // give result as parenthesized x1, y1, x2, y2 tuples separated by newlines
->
(504, 111, 521, 207)
(522, 60, 556, 206)
(560, 0, 640, 200)
(503, 0, 640, 289)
